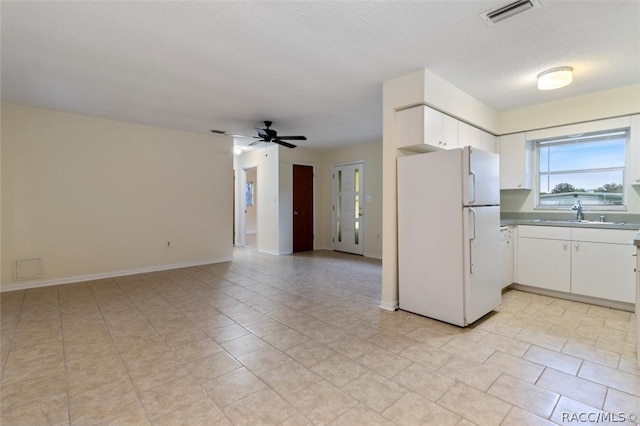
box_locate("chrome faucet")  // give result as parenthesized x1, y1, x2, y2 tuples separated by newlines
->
(572, 200, 584, 221)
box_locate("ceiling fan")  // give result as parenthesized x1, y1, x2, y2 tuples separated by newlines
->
(249, 121, 307, 148)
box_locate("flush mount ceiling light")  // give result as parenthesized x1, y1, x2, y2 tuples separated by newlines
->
(537, 67, 573, 90)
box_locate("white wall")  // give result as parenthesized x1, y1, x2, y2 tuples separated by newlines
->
(234, 145, 281, 254)
(1, 102, 233, 289)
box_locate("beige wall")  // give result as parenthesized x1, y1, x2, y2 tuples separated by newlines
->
(1, 102, 233, 289)
(320, 142, 382, 258)
(497, 84, 640, 135)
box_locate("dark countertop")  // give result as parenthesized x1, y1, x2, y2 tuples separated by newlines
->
(501, 219, 640, 232)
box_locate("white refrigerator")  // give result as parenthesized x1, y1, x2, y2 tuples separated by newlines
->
(397, 146, 501, 327)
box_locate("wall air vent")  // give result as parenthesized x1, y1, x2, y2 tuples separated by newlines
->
(480, 0, 540, 25)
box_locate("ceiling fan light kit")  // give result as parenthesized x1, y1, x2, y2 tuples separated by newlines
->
(537, 66, 573, 90)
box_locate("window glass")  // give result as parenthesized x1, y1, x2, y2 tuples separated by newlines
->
(536, 129, 627, 208)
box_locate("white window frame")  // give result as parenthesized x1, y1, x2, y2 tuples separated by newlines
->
(531, 124, 629, 212)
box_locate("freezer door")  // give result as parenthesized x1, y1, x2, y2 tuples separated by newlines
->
(462, 147, 500, 206)
(462, 205, 502, 324)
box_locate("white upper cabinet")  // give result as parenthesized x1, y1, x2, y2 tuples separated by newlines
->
(395, 105, 458, 152)
(458, 121, 497, 153)
(480, 130, 497, 153)
(458, 121, 478, 149)
(498, 132, 531, 190)
(629, 114, 640, 185)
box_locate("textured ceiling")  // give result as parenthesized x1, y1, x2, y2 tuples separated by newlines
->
(2, 1, 639, 150)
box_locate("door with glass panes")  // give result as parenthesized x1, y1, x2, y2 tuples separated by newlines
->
(332, 162, 364, 255)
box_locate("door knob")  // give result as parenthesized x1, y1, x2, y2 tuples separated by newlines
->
(294, 211, 299, 215)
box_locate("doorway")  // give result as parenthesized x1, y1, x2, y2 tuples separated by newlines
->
(245, 167, 257, 248)
(292, 164, 314, 252)
(332, 162, 364, 255)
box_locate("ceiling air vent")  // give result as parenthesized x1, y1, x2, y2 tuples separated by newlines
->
(480, 0, 540, 25)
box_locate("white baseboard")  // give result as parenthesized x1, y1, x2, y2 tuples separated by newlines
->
(379, 300, 399, 311)
(0, 257, 233, 292)
(364, 252, 382, 260)
(509, 284, 635, 312)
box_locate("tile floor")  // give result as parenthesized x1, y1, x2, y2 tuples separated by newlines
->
(1, 248, 639, 425)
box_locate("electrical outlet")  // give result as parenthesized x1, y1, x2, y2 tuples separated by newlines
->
(167, 241, 171, 248)
(376, 233, 380, 240)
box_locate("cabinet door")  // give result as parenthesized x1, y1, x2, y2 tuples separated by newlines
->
(501, 229, 514, 288)
(396, 106, 427, 149)
(517, 237, 571, 292)
(480, 131, 497, 153)
(442, 113, 459, 150)
(499, 133, 531, 190)
(423, 106, 445, 147)
(396, 106, 453, 151)
(571, 242, 636, 303)
(458, 121, 480, 150)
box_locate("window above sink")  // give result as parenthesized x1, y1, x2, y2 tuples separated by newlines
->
(533, 128, 628, 211)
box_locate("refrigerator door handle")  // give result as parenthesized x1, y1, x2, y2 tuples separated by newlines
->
(469, 208, 477, 241)
(469, 171, 476, 205)
(469, 208, 476, 273)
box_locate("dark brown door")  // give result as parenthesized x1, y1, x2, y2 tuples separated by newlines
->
(293, 164, 314, 252)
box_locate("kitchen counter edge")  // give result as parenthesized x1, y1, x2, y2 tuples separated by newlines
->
(501, 219, 640, 232)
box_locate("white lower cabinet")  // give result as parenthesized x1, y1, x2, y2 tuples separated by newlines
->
(570, 229, 637, 303)
(500, 226, 514, 288)
(517, 235, 571, 292)
(516, 226, 637, 303)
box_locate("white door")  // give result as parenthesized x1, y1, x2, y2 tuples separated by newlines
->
(333, 163, 364, 255)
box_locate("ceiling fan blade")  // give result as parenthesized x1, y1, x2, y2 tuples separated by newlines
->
(273, 139, 297, 148)
(249, 139, 264, 146)
(255, 128, 269, 139)
(277, 135, 307, 140)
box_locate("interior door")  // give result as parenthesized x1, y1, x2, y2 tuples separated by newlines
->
(333, 162, 364, 255)
(293, 164, 314, 252)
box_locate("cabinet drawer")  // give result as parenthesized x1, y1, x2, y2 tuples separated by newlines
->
(571, 228, 637, 244)
(518, 225, 571, 240)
